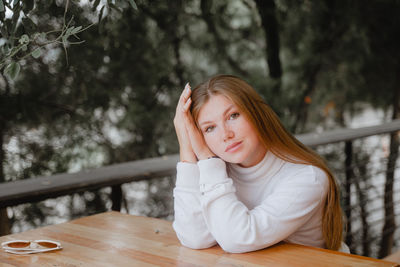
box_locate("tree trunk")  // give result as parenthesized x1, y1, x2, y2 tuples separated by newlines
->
(253, 0, 282, 80)
(0, 123, 11, 236)
(378, 78, 400, 258)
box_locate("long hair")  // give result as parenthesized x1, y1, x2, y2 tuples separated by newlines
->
(190, 74, 343, 251)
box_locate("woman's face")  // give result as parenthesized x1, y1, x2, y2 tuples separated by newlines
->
(196, 94, 267, 167)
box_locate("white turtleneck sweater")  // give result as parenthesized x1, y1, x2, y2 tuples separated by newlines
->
(173, 151, 349, 253)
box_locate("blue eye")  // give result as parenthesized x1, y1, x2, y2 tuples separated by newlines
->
(229, 112, 240, 120)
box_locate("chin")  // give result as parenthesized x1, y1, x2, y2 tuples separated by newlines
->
(220, 154, 247, 165)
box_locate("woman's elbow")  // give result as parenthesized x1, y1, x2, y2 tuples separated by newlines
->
(216, 234, 270, 253)
(179, 237, 216, 250)
(218, 242, 252, 253)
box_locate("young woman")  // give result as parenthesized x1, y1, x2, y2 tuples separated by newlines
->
(172, 74, 349, 253)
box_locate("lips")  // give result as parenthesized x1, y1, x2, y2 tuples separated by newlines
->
(225, 141, 242, 152)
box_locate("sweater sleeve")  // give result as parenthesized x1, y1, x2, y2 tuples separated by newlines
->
(198, 158, 328, 253)
(172, 162, 217, 249)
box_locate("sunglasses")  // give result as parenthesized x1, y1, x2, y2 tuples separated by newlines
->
(1, 239, 62, 255)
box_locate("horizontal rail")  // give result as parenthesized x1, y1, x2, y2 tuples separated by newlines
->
(296, 119, 400, 147)
(0, 155, 179, 208)
(1, 119, 399, 209)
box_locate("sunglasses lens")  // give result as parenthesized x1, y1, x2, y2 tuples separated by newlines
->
(7, 241, 30, 248)
(38, 242, 58, 248)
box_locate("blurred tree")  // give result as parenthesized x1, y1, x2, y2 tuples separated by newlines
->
(0, 0, 137, 235)
(355, 1, 400, 257)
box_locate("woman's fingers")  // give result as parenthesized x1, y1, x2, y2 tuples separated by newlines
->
(178, 83, 191, 105)
(183, 112, 213, 160)
(174, 82, 198, 163)
(182, 97, 191, 112)
(183, 82, 191, 98)
(182, 109, 200, 144)
(174, 83, 193, 141)
(177, 83, 192, 116)
(175, 83, 191, 125)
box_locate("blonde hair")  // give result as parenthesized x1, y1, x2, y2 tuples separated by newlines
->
(190, 74, 343, 251)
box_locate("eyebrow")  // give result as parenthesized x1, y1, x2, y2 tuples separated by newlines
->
(199, 105, 235, 127)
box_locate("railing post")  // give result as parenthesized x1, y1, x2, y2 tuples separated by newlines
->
(0, 124, 10, 236)
(379, 85, 399, 258)
(353, 156, 370, 256)
(111, 185, 122, 211)
(344, 141, 353, 251)
(379, 131, 399, 258)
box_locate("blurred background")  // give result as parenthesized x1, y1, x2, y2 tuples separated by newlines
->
(1, 0, 399, 259)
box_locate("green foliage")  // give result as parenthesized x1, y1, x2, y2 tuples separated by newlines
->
(0, 0, 138, 233)
(0, 0, 137, 80)
(3, 61, 19, 79)
(127, 0, 137, 10)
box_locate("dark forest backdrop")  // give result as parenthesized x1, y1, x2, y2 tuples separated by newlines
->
(1, 0, 400, 259)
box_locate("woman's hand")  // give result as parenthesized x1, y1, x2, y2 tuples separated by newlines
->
(174, 83, 197, 163)
(179, 84, 216, 161)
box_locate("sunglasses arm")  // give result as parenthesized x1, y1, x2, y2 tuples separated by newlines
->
(4, 246, 62, 254)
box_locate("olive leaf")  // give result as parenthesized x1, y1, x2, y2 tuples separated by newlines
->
(128, 0, 137, 10)
(19, 34, 30, 45)
(4, 61, 21, 80)
(31, 48, 41, 59)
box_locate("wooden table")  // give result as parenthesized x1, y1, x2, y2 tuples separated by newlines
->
(0, 211, 398, 266)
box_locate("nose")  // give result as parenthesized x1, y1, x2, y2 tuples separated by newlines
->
(222, 124, 234, 141)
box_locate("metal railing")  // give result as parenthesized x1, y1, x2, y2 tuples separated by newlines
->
(1, 119, 400, 258)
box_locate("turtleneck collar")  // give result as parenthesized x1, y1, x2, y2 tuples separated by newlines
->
(227, 151, 285, 183)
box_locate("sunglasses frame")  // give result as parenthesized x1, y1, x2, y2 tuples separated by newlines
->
(1, 239, 62, 254)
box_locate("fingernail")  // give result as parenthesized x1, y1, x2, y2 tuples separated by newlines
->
(185, 82, 191, 92)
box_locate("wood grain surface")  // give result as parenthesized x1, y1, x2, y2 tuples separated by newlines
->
(0, 211, 398, 267)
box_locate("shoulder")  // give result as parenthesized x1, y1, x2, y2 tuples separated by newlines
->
(278, 162, 330, 192)
(263, 161, 330, 211)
